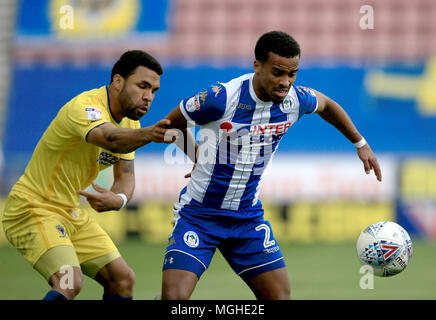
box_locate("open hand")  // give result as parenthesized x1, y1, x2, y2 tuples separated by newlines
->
(77, 181, 123, 212)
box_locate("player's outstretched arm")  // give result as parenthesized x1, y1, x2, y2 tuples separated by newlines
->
(86, 120, 177, 154)
(164, 105, 198, 165)
(314, 90, 382, 182)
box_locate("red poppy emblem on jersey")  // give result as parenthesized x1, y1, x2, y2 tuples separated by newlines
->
(220, 122, 233, 132)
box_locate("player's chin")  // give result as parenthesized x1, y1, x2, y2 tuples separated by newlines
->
(127, 113, 143, 121)
(128, 110, 147, 120)
(271, 95, 286, 104)
(271, 90, 289, 103)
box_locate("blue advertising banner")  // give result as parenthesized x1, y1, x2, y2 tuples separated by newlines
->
(4, 62, 436, 162)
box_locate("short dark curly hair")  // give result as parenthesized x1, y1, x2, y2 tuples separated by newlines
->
(255, 31, 301, 62)
(111, 50, 163, 82)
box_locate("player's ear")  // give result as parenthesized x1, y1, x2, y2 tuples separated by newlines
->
(253, 60, 262, 74)
(112, 74, 124, 92)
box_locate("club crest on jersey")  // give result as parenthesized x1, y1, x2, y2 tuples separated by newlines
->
(56, 225, 67, 238)
(280, 99, 292, 113)
(183, 231, 199, 248)
(85, 107, 102, 120)
(280, 94, 297, 114)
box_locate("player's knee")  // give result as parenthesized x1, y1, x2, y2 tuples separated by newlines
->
(277, 280, 291, 299)
(258, 283, 290, 300)
(60, 275, 83, 299)
(161, 269, 198, 300)
(110, 266, 135, 294)
(71, 275, 83, 297)
(123, 267, 136, 290)
(50, 267, 83, 299)
(161, 275, 192, 300)
(162, 286, 191, 300)
(276, 284, 291, 300)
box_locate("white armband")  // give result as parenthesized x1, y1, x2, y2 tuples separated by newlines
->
(117, 193, 128, 210)
(353, 137, 367, 148)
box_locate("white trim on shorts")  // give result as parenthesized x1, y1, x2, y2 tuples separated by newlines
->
(165, 249, 207, 271)
(237, 257, 284, 276)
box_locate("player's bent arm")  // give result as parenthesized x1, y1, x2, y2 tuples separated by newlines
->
(314, 90, 363, 144)
(86, 121, 173, 153)
(77, 160, 135, 212)
(164, 105, 198, 163)
(314, 90, 382, 182)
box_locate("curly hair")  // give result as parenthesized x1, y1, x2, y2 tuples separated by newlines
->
(254, 31, 301, 62)
(111, 50, 163, 82)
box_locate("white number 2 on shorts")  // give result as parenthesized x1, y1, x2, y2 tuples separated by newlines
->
(255, 223, 276, 248)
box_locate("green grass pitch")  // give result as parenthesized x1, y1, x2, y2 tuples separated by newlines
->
(0, 239, 434, 300)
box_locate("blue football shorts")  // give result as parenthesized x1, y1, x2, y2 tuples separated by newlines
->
(162, 207, 286, 280)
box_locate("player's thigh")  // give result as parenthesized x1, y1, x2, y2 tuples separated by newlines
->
(163, 215, 219, 281)
(34, 245, 83, 291)
(220, 218, 288, 295)
(71, 217, 122, 279)
(94, 256, 135, 291)
(162, 215, 222, 299)
(2, 192, 79, 281)
(161, 268, 199, 300)
(243, 267, 290, 300)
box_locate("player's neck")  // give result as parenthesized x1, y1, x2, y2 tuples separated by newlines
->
(107, 84, 124, 122)
(252, 74, 271, 103)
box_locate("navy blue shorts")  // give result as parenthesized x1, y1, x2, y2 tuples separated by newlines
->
(162, 210, 285, 280)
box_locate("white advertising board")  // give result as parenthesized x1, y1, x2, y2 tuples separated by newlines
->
(131, 153, 397, 203)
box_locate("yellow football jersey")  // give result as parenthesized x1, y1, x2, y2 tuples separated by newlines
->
(12, 86, 139, 209)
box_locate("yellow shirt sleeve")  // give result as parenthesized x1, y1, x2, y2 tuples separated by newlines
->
(64, 94, 140, 161)
(65, 100, 112, 142)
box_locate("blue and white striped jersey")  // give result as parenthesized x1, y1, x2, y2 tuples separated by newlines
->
(178, 73, 318, 217)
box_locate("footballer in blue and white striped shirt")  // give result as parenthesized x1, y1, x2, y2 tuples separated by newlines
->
(158, 30, 382, 300)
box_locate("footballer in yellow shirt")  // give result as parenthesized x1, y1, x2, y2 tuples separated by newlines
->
(2, 50, 175, 300)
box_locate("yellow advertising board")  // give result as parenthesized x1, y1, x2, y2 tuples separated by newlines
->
(91, 201, 394, 245)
